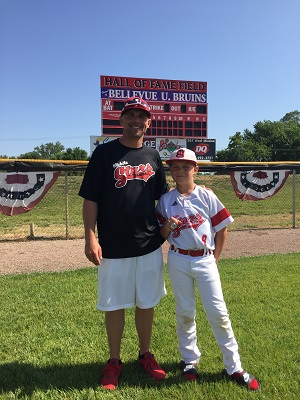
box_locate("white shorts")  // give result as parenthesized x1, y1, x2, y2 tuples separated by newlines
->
(97, 247, 166, 311)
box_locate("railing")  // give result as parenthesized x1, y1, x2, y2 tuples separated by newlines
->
(0, 161, 299, 241)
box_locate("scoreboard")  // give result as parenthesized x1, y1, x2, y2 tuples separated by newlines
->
(100, 75, 208, 138)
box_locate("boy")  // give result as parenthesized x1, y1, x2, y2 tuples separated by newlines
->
(156, 148, 260, 391)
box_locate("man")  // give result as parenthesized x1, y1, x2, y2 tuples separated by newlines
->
(78, 97, 169, 390)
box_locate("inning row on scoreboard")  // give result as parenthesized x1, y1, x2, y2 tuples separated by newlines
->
(103, 119, 207, 128)
(102, 119, 207, 137)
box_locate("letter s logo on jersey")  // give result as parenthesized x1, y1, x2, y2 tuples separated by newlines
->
(114, 163, 155, 188)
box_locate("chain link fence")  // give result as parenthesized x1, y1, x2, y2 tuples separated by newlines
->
(0, 167, 299, 242)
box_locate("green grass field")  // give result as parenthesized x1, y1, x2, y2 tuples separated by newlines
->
(0, 253, 299, 399)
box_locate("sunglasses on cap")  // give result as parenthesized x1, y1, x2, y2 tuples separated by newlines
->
(121, 97, 151, 117)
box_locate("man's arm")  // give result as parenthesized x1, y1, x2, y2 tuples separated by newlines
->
(82, 199, 102, 266)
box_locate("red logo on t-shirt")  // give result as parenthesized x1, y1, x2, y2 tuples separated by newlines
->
(172, 213, 205, 238)
(114, 163, 155, 188)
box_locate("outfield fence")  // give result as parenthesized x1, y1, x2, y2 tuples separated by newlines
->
(0, 163, 299, 241)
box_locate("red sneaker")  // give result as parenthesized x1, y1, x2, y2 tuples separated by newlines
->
(225, 369, 260, 391)
(100, 358, 122, 390)
(138, 352, 166, 381)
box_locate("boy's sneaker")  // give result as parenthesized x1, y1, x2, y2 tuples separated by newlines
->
(100, 358, 122, 390)
(179, 360, 199, 381)
(138, 351, 166, 381)
(223, 369, 260, 391)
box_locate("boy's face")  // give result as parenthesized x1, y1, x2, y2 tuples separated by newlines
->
(169, 161, 198, 183)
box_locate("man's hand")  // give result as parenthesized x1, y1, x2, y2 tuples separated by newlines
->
(82, 199, 101, 265)
(85, 235, 102, 266)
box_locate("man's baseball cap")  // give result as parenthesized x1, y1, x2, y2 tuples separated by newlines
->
(121, 97, 151, 117)
(166, 148, 198, 165)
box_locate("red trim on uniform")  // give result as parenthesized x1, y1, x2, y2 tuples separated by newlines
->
(211, 208, 231, 227)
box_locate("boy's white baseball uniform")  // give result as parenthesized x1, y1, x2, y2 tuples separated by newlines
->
(156, 185, 243, 374)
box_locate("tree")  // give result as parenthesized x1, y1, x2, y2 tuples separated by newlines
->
(215, 110, 300, 162)
(61, 147, 88, 160)
(280, 110, 300, 123)
(216, 131, 272, 162)
(18, 142, 89, 160)
(19, 150, 42, 159)
(34, 142, 65, 159)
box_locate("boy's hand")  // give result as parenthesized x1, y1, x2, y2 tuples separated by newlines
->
(160, 217, 181, 240)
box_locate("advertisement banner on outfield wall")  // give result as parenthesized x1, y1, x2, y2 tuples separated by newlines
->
(90, 136, 215, 160)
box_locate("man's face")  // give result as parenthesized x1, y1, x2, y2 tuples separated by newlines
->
(120, 109, 151, 139)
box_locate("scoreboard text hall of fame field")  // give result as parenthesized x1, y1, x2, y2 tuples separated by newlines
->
(98, 75, 216, 160)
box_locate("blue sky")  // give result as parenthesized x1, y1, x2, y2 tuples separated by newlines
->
(1, 0, 299, 158)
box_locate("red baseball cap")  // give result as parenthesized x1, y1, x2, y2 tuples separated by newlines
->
(121, 97, 151, 117)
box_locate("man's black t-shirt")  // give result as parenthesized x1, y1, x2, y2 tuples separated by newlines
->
(79, 139, 169, 258)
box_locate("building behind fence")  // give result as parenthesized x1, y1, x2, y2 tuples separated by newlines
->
(0, 163, 299, 241)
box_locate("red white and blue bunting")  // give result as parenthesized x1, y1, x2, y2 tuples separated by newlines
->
(0, 171, 60, 215)
(230, 170, 290, 201)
